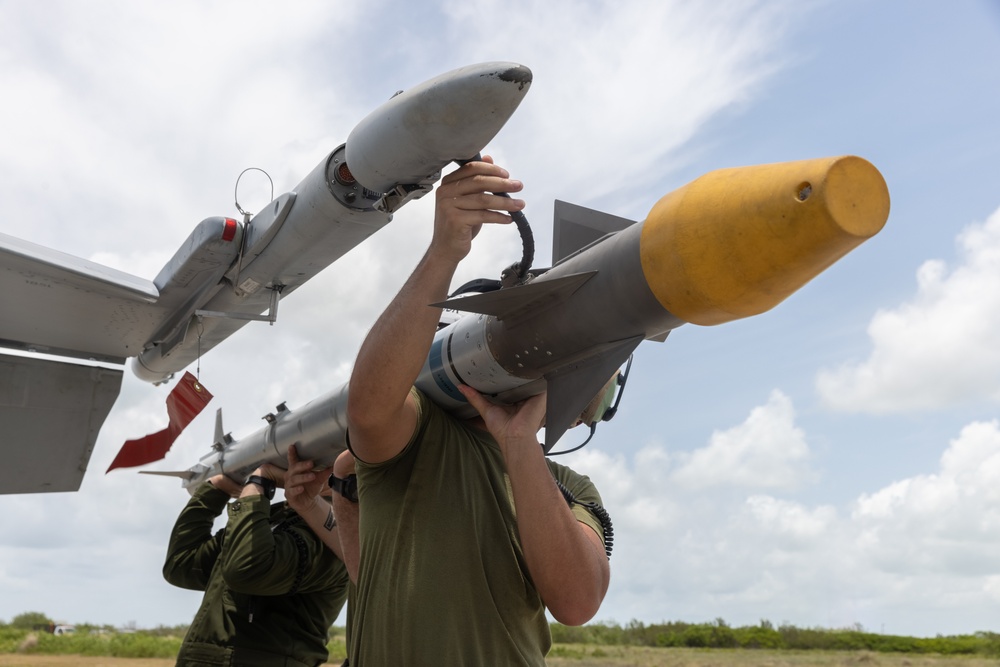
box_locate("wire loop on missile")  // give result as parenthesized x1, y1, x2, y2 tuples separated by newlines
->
(234, 167, 274, 220)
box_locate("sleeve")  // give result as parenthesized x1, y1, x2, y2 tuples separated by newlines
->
(219, 497, 344, 596)
(354, 386, 428, 479)
(549, 462, 609, 550)
(162, 482, 230, 591)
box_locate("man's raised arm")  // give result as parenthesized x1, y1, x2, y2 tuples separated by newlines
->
(346, 157, 524, 464)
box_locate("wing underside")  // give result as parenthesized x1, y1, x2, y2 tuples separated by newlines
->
(0, 353, 122, 493)
(0, 234, 157, 494)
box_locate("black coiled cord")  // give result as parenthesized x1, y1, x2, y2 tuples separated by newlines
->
(454, 153, 534, 286)
(555, 479, 614, 560)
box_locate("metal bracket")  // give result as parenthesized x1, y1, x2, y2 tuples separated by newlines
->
(195, 284, 283, 325)
(375, 177, 437, 213)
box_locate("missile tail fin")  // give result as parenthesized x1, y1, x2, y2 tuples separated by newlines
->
(213, 408, 226, 448)
(138, 469, 196, 480)
(542, 336, 642, 452)
(552, 200, 635, 265)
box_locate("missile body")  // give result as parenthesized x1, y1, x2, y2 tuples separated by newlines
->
(132, 62, 532, 383)
(175, 156, 889, 487)
(422, 156, 890, 447)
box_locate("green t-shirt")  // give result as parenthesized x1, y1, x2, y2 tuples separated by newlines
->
(350, 389, 605, 666)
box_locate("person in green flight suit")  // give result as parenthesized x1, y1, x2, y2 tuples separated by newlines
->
(163, 445, 350, 667)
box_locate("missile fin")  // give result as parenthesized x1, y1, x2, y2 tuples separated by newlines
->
(649, 330, 671, 343)
(213, 408, 226, 448)
(552, 200, 635, 265)
(542, 335, 643, 452)
(138, 469, 196, 480)
(432, 272, 597, 326)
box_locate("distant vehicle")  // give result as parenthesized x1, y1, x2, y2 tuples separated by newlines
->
(52, 625, 75, 636)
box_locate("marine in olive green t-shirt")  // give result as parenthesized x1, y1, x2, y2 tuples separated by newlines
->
(349, 388, 607, 666)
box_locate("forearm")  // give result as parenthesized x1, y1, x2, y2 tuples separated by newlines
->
(332, 494, 359, 582)
(347, 251, 457, 460)
(293, 498, 345, 563)
(331, 452, 360, 582)
(503, 439, 610, 625)
(163, 484, 229, 589)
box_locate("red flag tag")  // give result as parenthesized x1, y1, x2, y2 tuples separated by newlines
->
(106, 372, 213, 473)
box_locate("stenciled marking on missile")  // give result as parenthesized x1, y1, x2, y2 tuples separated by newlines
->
(429, 337, 465, 402)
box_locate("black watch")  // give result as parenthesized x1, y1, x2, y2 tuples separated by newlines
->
(245, 475, 276, 500)
(328, 473, 358, 503)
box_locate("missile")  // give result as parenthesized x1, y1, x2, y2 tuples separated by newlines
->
(422, 155, 890, 448)
(168, 155, 889, 488)
(0, 61, 531, 494)
(131, 61, 532, 382)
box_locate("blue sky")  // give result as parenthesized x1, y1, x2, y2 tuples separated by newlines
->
(1, 0, 999, 638)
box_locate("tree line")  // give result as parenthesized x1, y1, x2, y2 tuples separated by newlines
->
(549, 618, 1000, 655)
(5, 612, 1000, 658)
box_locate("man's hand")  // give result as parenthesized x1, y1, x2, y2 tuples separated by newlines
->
(283, 444, 332, 515)
(458, 384, 546, 451)
(459, 384, 609, 625)
(430, 156, 525, 265)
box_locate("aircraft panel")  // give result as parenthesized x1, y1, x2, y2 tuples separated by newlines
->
(0, 353, 122, 494)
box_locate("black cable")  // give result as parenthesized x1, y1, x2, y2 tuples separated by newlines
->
(454, 153, 534, 285)
(555, 478, 614, 559)
(449, 278, 502, 298)
(547, 424, 596, 457)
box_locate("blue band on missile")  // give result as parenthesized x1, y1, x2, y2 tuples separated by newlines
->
(429, 337, 465, 402)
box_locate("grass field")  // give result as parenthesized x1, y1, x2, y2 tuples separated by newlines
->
(3, 647, 999, 667)
(544, 646, 1000, 667)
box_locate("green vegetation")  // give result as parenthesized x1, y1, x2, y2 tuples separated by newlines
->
(2, 615, 998, 660)
(0, 620, 347, 661)
(549, 619, 1000, 656)
(8, 612, 53, 631)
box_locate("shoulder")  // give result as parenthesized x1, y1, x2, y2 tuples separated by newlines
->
(355, 387, 458, 471)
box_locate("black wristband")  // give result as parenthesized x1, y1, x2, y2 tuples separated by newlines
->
(245, 475, 276, 500)
(328, 473, 358, 503)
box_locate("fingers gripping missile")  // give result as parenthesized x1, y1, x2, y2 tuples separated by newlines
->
(424, 156, 890, 449)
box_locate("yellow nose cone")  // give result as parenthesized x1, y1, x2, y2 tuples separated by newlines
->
(639, 156, 890, 325)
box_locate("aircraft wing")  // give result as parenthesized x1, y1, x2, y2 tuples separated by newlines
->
(0, 231, 160, 363)
(0, 234, 153, 493)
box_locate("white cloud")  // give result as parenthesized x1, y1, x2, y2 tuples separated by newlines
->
(852, 420, 1000, 577)
(817, 205, 1000, 413)
(671, 390, 814, 491)
(569, 409, 1000, 634)
(439, 0, 799, 216)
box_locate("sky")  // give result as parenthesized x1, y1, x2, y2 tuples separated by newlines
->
(1, 0, 1000, 639)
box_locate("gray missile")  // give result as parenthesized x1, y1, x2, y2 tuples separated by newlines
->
(132, 61, 532, 382)
(0, 61, 531, 495)
(422, 155, 890, 449)
(166, 155, 889, 489)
